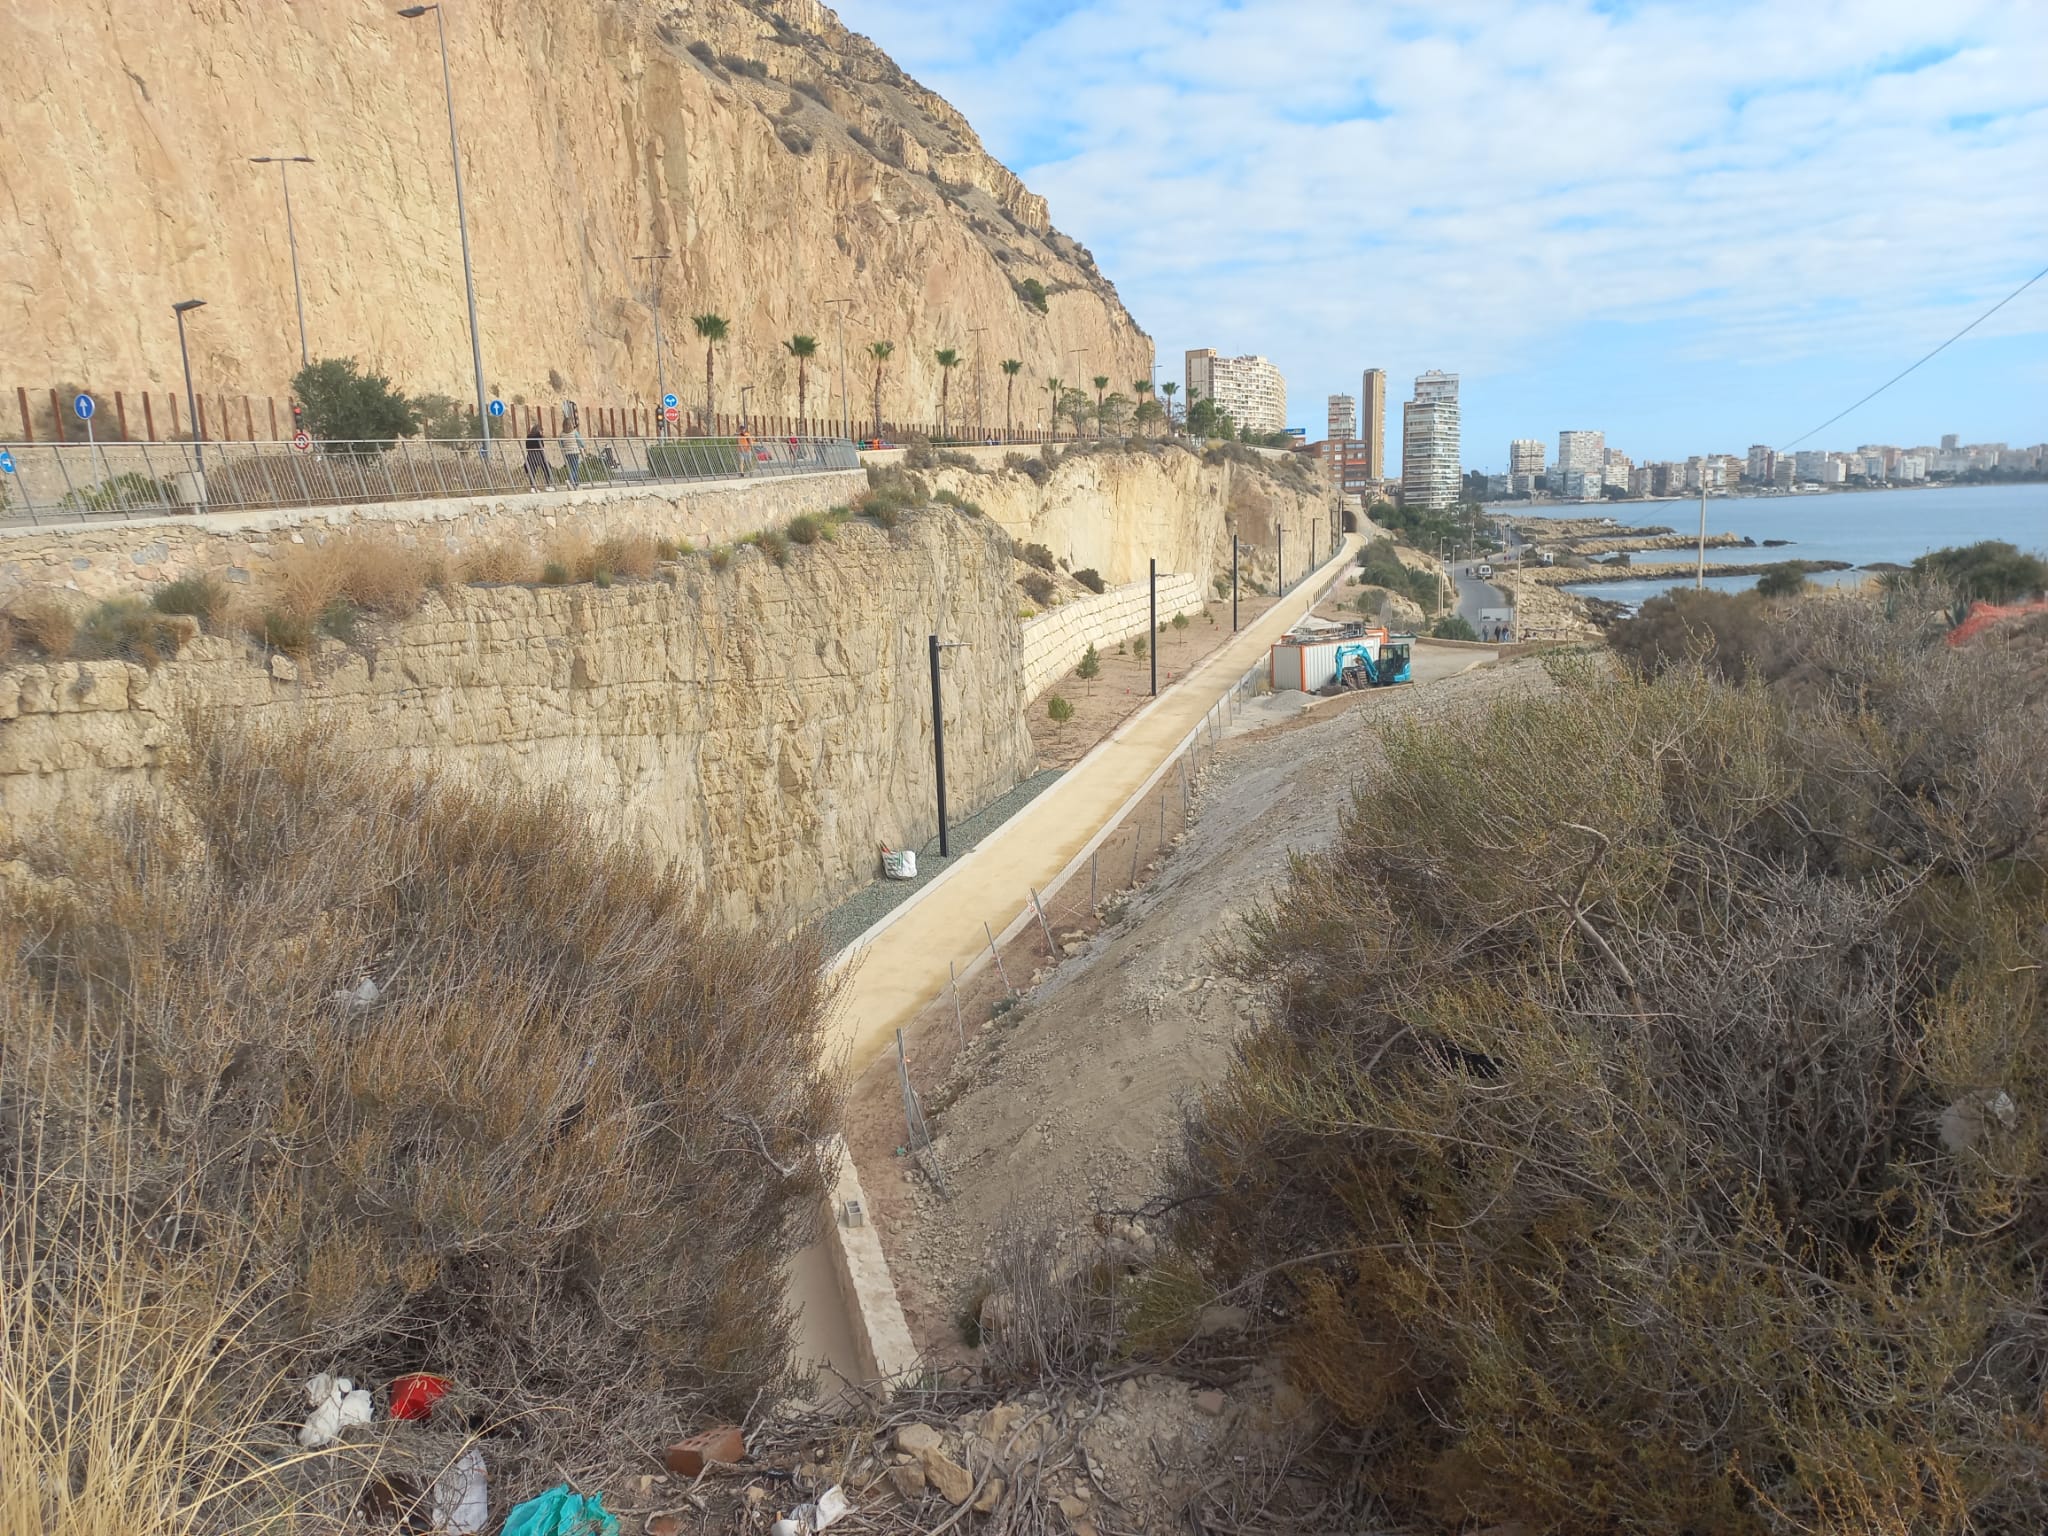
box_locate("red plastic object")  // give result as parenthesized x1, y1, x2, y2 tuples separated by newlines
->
(388, 1373, 450, 1421)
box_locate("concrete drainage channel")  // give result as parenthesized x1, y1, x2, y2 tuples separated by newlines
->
(788, 541, 1364, 1402)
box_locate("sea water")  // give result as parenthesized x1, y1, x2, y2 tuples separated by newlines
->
(1510, 483, 2047, 608)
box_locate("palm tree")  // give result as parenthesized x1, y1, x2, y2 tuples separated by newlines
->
(1160, 380, 1178, 429)
(692, 313, 728, 432)
(1045, 376, 1064, 434)
(784, 334, 819, 428)
(935, 349, 961, 440)
(867, 340, 894, 439)
(1091, 376, 1110, 439)
(1000, 358, 1023, 440)
(1134, 378, 1156, 437)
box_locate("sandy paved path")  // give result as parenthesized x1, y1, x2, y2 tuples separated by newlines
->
(828, 534, 1361, 1073)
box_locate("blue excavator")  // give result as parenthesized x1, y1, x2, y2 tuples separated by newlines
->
(1332, 637, 1413, 689)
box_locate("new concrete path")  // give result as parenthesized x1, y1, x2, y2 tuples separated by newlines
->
(830, 532, 1362, 1072)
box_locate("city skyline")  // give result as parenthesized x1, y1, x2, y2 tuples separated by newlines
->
(832, 0, 2048, 462)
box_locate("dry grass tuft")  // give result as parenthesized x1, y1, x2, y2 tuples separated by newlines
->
(461, 540, 534, 585)
(594, 533, 658, 580)
(12, 598, 77, 658)
(277, 531, 433, 621)
(1, 719, 842, 1500)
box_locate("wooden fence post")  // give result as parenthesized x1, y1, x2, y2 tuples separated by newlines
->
(15, 386, 31, 441)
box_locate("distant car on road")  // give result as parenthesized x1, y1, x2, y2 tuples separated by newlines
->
(1477, 562, 1494, 580)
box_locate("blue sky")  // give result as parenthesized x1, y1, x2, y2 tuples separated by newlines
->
(830, 0, 2047, 468)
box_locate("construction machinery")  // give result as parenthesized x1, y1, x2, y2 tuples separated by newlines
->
(1331, 636, 1413, 688)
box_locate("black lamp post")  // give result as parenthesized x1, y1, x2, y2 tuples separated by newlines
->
(173, 299, 206, 499)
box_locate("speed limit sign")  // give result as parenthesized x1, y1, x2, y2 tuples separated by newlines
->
(291, 429, 312, 452)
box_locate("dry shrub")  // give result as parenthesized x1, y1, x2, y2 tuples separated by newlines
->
(12, 598, 77, 658)
(460, 540, 530, 584)
(595, 532, 658, 579)
(1020, 542, 1057, 573)
(1019, 570, 1055, 607)
(74, 598, 191, 666)
(1, 720, 841, 1494)
(151, 573, 234, 627)
(1170, 589, 2048, 1533)
(543, 528, 594, 583)
(278, 531, 432, 621)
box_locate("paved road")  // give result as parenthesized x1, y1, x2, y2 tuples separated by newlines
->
(1451, 560, 1510, 631)
(827, 534, 1364, 1073)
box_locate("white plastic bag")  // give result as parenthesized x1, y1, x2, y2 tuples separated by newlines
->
(882, 848, 916, 880)
(433, 1448, 489, 1535)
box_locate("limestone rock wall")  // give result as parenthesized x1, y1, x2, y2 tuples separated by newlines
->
(0, 510, 1031, 927)
(924, 445, 1340, 596)
(1019, 572, 1203, 702)
(3, 0, 1148, 427)
(0, 473, 866, 607)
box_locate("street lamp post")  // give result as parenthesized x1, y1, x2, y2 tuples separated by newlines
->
(398, 4, 489, 453)
(823, 297, 853, 442)
(738, 385, 755, 429)
(173, 300, 207, 503)
(969, 325, 988, 441)
(249, 155, 314, 370)
(928, 635, 967, 857)
(634, 251, 671, 437)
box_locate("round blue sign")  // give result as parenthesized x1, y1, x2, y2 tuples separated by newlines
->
(662, 392, 678, 410)
(487, 398, 506, 417)
(73, 394, 95, 420)
(0, 450, 15, 474)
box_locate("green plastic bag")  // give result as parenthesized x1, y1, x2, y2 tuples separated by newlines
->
(502, 1483, 620, 1536)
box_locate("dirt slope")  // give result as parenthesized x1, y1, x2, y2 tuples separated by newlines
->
(851, 652, 1559, 1352)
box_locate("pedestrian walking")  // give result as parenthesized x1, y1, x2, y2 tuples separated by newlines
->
(736, 425, 754, 477)
(524, 422, 552, 491)
(559, 410, 586, 490)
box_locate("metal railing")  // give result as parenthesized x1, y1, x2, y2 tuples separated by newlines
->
(0, 434, 862, 526)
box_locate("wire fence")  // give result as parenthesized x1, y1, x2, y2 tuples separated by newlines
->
(0, 433, 861, 527)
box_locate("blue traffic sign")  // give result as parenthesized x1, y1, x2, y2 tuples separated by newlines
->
(662, 392, 678, 410)
(73, 394, 95, 420)
(487, 398, 506, 417)
(0, 450, 14, 474)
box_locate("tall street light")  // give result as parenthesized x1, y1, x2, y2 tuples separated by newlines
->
(822, 296, 853, 442)
(173, 300, 207, 502)
(398, 4, 489, 452)
(249, 154, 314, 371)
(634, 250, 671, 437)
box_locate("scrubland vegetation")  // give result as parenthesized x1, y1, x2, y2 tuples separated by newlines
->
(1152, 583, 2048, 1532)
(1, 722, 838, 1527)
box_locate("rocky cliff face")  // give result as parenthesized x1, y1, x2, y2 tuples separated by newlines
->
(2, 0, 1149, 427)
(0, 510, 1032, 927)
(924, 445, 1341, 594)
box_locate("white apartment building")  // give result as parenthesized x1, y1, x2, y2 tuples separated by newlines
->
(1400, 370, 1461, 511)
(1793, 449, 1828, 482)
(1184, 349, 1288, 435)
(1509, 438, 1546, 475)
(1602, 447, 1633, 489)
(1556, 429, 1605, 475)
(1327, 394, 1356, 441)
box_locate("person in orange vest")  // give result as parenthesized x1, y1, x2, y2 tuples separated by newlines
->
(736, 424, 754, 476)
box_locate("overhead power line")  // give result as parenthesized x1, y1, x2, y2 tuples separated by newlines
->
(1778, 259, 2048, 452)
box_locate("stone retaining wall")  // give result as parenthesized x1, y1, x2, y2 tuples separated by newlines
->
(0, 470, 866, 607)
(1020, 572, 1204, 700)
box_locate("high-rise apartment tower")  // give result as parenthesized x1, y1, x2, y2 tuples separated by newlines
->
(1183, 349, 1288, 435)
(1360, 369, 1386, 480)
(1400, 371, 1461, 511)
(1327, 394, 1356, 441)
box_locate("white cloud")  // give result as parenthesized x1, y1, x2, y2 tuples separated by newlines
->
(833, 0, 2048, 451)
